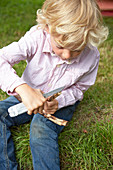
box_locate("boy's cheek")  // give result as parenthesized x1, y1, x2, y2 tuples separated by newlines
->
(53, 49, 62, 57)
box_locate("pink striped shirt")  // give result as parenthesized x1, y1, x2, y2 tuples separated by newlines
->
(0, 25, 100, 109)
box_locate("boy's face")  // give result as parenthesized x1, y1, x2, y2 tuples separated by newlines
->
(50, 36, 81, 60)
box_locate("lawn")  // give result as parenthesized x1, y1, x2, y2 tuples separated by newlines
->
(0, 0, 113, 169)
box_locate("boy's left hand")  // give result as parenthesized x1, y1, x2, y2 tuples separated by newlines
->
(42, 99, 58, 115)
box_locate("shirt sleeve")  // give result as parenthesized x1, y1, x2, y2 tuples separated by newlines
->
(0, 26, 39, 94)
(56, 56, 99, 109)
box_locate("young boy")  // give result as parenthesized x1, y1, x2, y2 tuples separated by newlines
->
(0, 0, 108, 169)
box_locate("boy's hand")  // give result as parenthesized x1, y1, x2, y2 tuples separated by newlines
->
(15, 84, 46, 115)
(43, 99, 58, 115)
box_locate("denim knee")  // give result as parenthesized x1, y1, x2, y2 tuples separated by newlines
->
(0, 101, 14, 127)
(30, 114, 60, 170)
(0, 106, 8, 121)
(30, 114, 58, 147)
(0, 96, 20, 118)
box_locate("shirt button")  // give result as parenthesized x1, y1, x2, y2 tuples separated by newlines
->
(48, 83, 52, 87)
(68, 60, 72, 64)
(57, 64, 61, 67)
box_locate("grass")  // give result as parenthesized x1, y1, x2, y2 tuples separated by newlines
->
(0, 1, 113, 169)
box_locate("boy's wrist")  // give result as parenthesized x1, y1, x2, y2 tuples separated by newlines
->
(14, 83, 29, 95)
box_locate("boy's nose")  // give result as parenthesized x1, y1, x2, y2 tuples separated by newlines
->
(62, 49, 71, 59)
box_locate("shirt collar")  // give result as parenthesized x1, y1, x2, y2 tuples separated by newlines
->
(42, 33, 53, 53)
(67, 54, 81, 64)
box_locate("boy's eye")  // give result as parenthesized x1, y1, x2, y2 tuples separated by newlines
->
(72, 50, 81, 53)
(56, 45, 64, 49)
(75, 50, 81, 53)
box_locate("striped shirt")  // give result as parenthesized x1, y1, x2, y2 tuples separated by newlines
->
(0, 25, 100, 109)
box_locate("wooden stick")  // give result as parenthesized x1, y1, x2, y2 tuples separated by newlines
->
(43, 112, 68, 126)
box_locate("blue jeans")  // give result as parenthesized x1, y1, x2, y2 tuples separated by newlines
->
(0, 96, 79, 170)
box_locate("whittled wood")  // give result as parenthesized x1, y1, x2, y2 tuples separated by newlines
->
(43, 112, 68, 126)
(15, 93, 68, 126)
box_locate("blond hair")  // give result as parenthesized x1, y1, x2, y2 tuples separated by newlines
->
(37, 0, 109, 51)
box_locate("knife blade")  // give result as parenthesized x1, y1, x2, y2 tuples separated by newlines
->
(8, 86, 65, 117)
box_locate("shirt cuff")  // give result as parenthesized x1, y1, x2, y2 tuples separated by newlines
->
(7, 79, 27, 96)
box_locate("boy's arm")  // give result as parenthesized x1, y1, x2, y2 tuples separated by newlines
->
(56, 57, 99, 109)
(0, 26, 39, 95)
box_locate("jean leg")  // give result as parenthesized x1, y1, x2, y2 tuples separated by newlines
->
(0, 96, 33, 170)
(30, 101, 80, 170)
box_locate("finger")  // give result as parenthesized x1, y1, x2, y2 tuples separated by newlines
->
(27, 110, 33, 115)
(43, 109, 56, 115)
(44, 103, 58, 111)
(44, 106, 56, 114)
(33, 109, 39, 114)
(46, 100, 55, 107)
(38, 106, 44, 114)
(47, 99, 58, 107)
(44, 101, 55, 110)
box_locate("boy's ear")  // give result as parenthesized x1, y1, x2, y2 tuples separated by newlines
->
(45, 25, 50, 33)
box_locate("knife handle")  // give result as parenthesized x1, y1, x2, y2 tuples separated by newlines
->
(47, 92, 61, 101)
(8, 102, 27, 117)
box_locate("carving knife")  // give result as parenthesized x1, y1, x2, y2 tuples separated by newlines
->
(8, 86, 65, 117)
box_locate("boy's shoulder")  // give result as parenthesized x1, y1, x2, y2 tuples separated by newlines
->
(79, 45, 100, 66)
(28, 25, 41, 33)
(82, 45, 100, 60)
(26, 25, 47, 39)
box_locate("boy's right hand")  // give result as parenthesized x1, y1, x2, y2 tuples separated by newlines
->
(14, 84, 46, 115)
